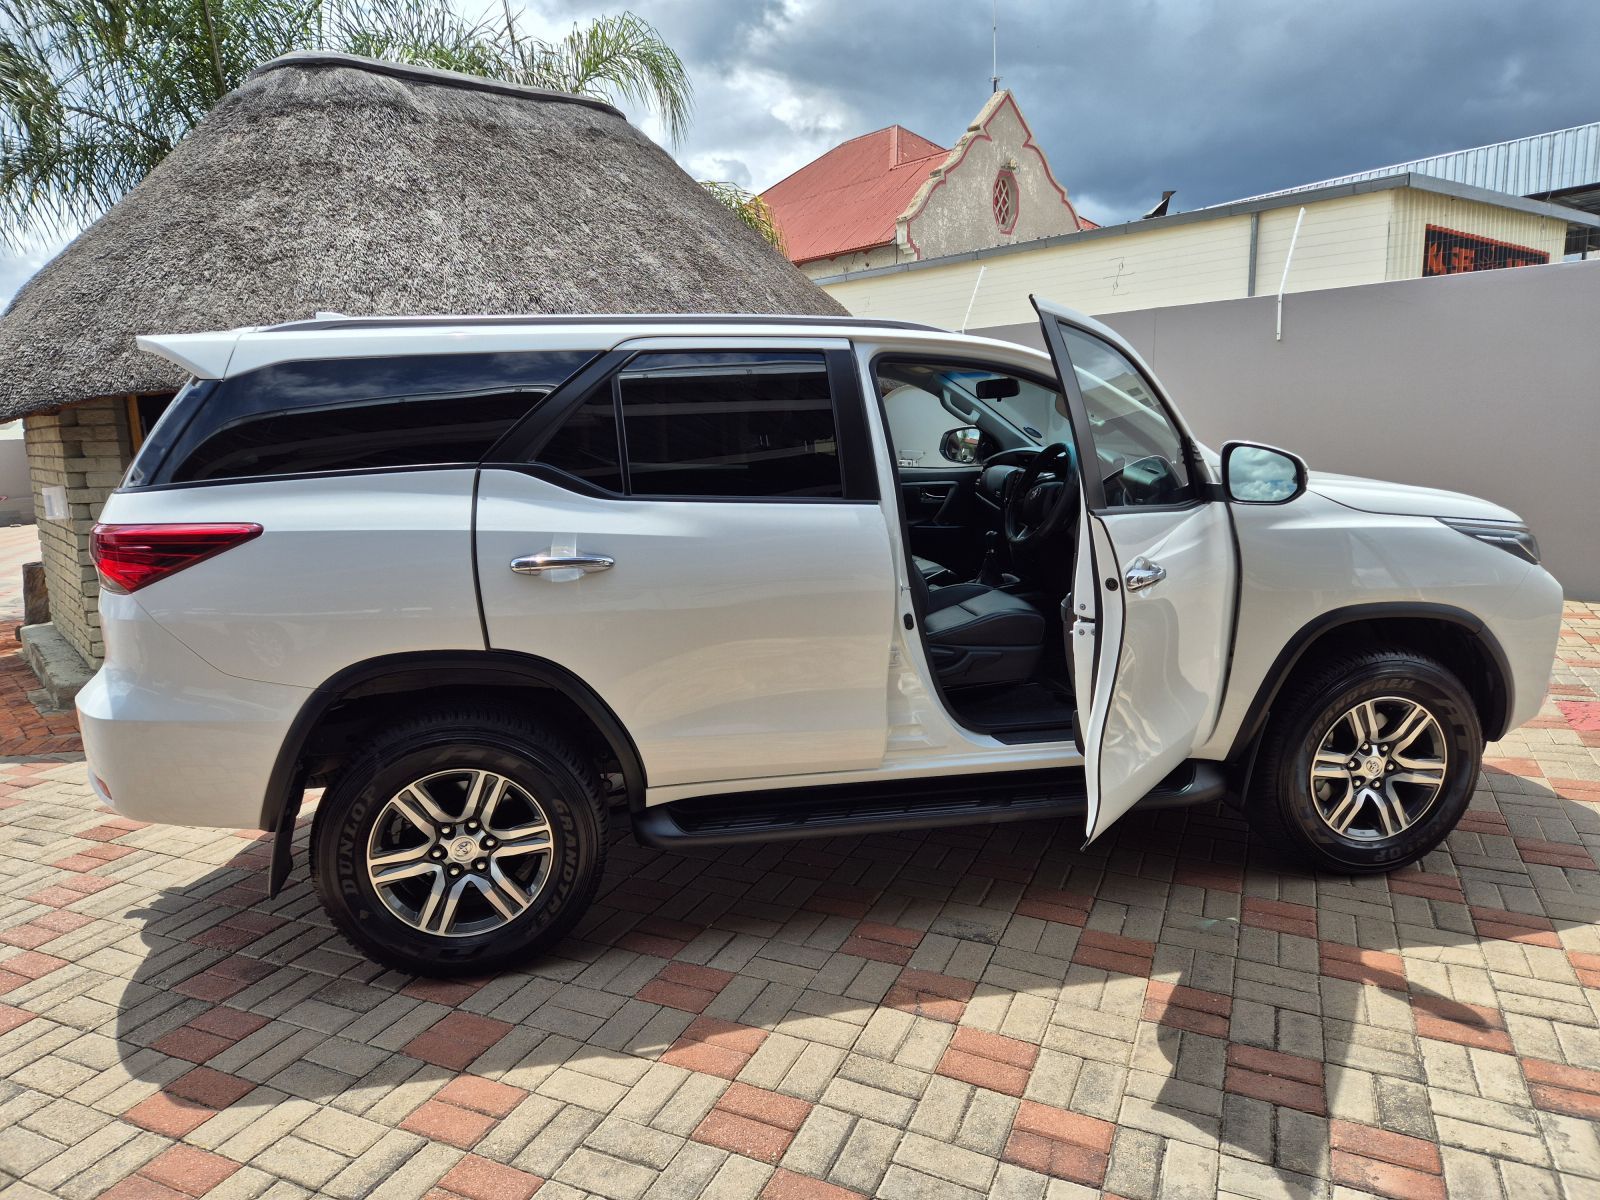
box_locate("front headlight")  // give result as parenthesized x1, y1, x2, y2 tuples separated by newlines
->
(1439, 518, 1541, 565)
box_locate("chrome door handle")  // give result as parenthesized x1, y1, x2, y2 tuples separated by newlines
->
(510, 553, 614, 575)
(1124, 556, 1166, 592)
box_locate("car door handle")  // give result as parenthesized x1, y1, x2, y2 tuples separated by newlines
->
(1124, 556, 1166, 592)
(510, 553, 614, 575)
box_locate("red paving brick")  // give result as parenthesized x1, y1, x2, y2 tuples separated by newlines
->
(401, 1099, 498, 1148)
(1225, 1044, 1327, 1115)
(1002, 1100, 1115, 1186)
(1513, 837, 1598, 870)
(1330, 1150, 1446, 1200)
(137, 1145, 242, 1197)
(435, 1074, 529, 1117)
(1469, 905, 1562, 947)
(840, 920, 922, 964)
(97, 1179, 192, 1200)
(151, 1026, 237, 1064)
(1070, 929, 1156, 976)
(124, 1092, 223, 1138)
(1240, 896, 1319, 939)
(163, 1067, 255, 1110)
(0, 594, 1594, 1200)
(436, 1154, 544, 1200)
(661, 1014, 770, 1079)
(0, 630, 82, 756)
(637, 960, 737, 1013)
(693, 1083, 814, 1166)
(1319, 942, 1408, 990)
(1143, 979, 1233, 1037)
(761, 1168, 866, 1200)
(1410, 995, 1515, 1054)
(402, 1012, 514, 1071)
(882, 967, 977, 1023)
(1329, 1120, 1443, 1174)
(1013, 884, 1094, 926)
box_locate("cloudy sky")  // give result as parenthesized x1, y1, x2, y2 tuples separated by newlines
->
(2, 0, 1597, 304)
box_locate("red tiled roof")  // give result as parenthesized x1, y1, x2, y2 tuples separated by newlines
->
(762, 126, 948, 265)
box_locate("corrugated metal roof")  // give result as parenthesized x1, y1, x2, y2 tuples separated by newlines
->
(761, 126, 949, 264)
(1237, 120, 1600, 203)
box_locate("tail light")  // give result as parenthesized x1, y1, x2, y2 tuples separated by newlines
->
(92, 523, 263, 593)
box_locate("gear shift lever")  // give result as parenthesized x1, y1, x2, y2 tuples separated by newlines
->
(976, 531, 1004, 588)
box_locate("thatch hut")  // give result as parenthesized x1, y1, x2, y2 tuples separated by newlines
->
(0, 52, 844, 680)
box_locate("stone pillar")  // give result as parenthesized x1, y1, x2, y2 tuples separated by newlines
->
(23, 397, 133, 666)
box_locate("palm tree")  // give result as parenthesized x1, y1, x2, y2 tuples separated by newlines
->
(0, 1, 704, 245)
(700, 180, 785, 253)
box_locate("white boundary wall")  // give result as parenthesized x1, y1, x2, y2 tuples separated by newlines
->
(973, 259, 1600, 598)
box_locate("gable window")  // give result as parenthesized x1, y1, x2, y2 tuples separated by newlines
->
(992, 170, 1019, 234)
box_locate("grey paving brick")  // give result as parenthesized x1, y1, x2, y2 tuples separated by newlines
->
(585, 1114, 684, 1170)
(894, 1130, 998, 1192)
(829, 1116, 901, 1194)
(782, 1103, 854, 1177)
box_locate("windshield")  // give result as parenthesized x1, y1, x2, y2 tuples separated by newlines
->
(942, 370, 1072, 446)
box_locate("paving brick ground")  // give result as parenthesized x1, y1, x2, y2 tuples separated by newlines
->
(1, 520, 1597, 1199)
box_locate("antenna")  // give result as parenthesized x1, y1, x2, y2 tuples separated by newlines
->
(991, 0, 1000, 93)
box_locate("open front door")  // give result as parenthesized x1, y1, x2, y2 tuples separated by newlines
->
(1034, 298, 1237, 841)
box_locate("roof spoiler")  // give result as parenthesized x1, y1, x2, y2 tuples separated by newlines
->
(135, 332, 241, 380)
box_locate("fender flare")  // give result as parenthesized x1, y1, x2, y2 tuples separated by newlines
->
(262, 650, 646, 895)
(1224, 601, 1514, 771)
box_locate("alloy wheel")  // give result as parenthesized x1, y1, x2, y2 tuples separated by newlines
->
(1308, 696, 1449, 841)
(365, 769, 555, 937)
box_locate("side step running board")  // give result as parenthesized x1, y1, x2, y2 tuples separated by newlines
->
(633, 761, 1226, 848)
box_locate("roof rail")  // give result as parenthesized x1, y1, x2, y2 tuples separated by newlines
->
(261, 313, 948, 334)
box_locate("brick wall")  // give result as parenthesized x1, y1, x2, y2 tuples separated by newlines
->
(23, 397, 133, 665)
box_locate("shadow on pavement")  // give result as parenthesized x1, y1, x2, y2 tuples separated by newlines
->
(98, 770, 1600, 1196)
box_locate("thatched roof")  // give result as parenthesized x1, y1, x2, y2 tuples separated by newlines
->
(0, 52, 846, 421)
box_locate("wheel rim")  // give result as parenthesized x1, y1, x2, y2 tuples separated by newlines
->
(366, 769, 555, 938)
(1309, 697, 1448, 842)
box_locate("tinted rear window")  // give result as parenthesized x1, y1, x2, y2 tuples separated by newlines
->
(141, 351, 595, 485)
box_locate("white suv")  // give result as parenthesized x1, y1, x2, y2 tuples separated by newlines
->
(78, 302, 1563, 975)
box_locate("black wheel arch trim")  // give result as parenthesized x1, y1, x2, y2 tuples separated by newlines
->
(1224, 601, 1514, 770)
(263, 650, 646, 896)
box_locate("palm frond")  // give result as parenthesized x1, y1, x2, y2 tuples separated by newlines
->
(328, 0, 501, 76)
(512, 11, 691, 148)
(700, 179, 784, 252)
(0, 1, 697, 247)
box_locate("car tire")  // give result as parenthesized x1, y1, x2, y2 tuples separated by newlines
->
(1245, 649, 1481, 873)
(311, 707, 606, 976)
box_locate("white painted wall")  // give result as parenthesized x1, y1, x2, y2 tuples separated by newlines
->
(821, 186, 1576, 328)
(971, 259, 1600, 598)
(0, 437, 31, 525)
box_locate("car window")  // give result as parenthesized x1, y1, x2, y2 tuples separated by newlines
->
(1061, 328, 1195, 507)
(617, 351, 843, 499)
(153, 351, 594, 485)
(537, 389, 624, 493)
(875, 360, 1065, 465)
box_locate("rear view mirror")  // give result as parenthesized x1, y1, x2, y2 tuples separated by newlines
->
(1222, 441, 1307, 504)
(940, 426, 982, 465)
(976, 377, 1021, 400)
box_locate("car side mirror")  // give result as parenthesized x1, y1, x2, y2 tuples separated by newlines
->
(1222, 441, 1307, 504)
(940, 426, 982, 465)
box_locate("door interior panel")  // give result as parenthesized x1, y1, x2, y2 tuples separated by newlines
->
(898, 467, 987, 577)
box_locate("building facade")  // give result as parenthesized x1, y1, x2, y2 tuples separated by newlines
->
(817, 174, 1594, 330)
(763, 91, 1092, 279)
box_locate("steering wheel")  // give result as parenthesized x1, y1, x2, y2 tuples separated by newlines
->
(1004, 442, 1079, 549)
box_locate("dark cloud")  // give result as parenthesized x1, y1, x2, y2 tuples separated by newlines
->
(5, 1, 1593, 301)
(536, 0, 1600, 223)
